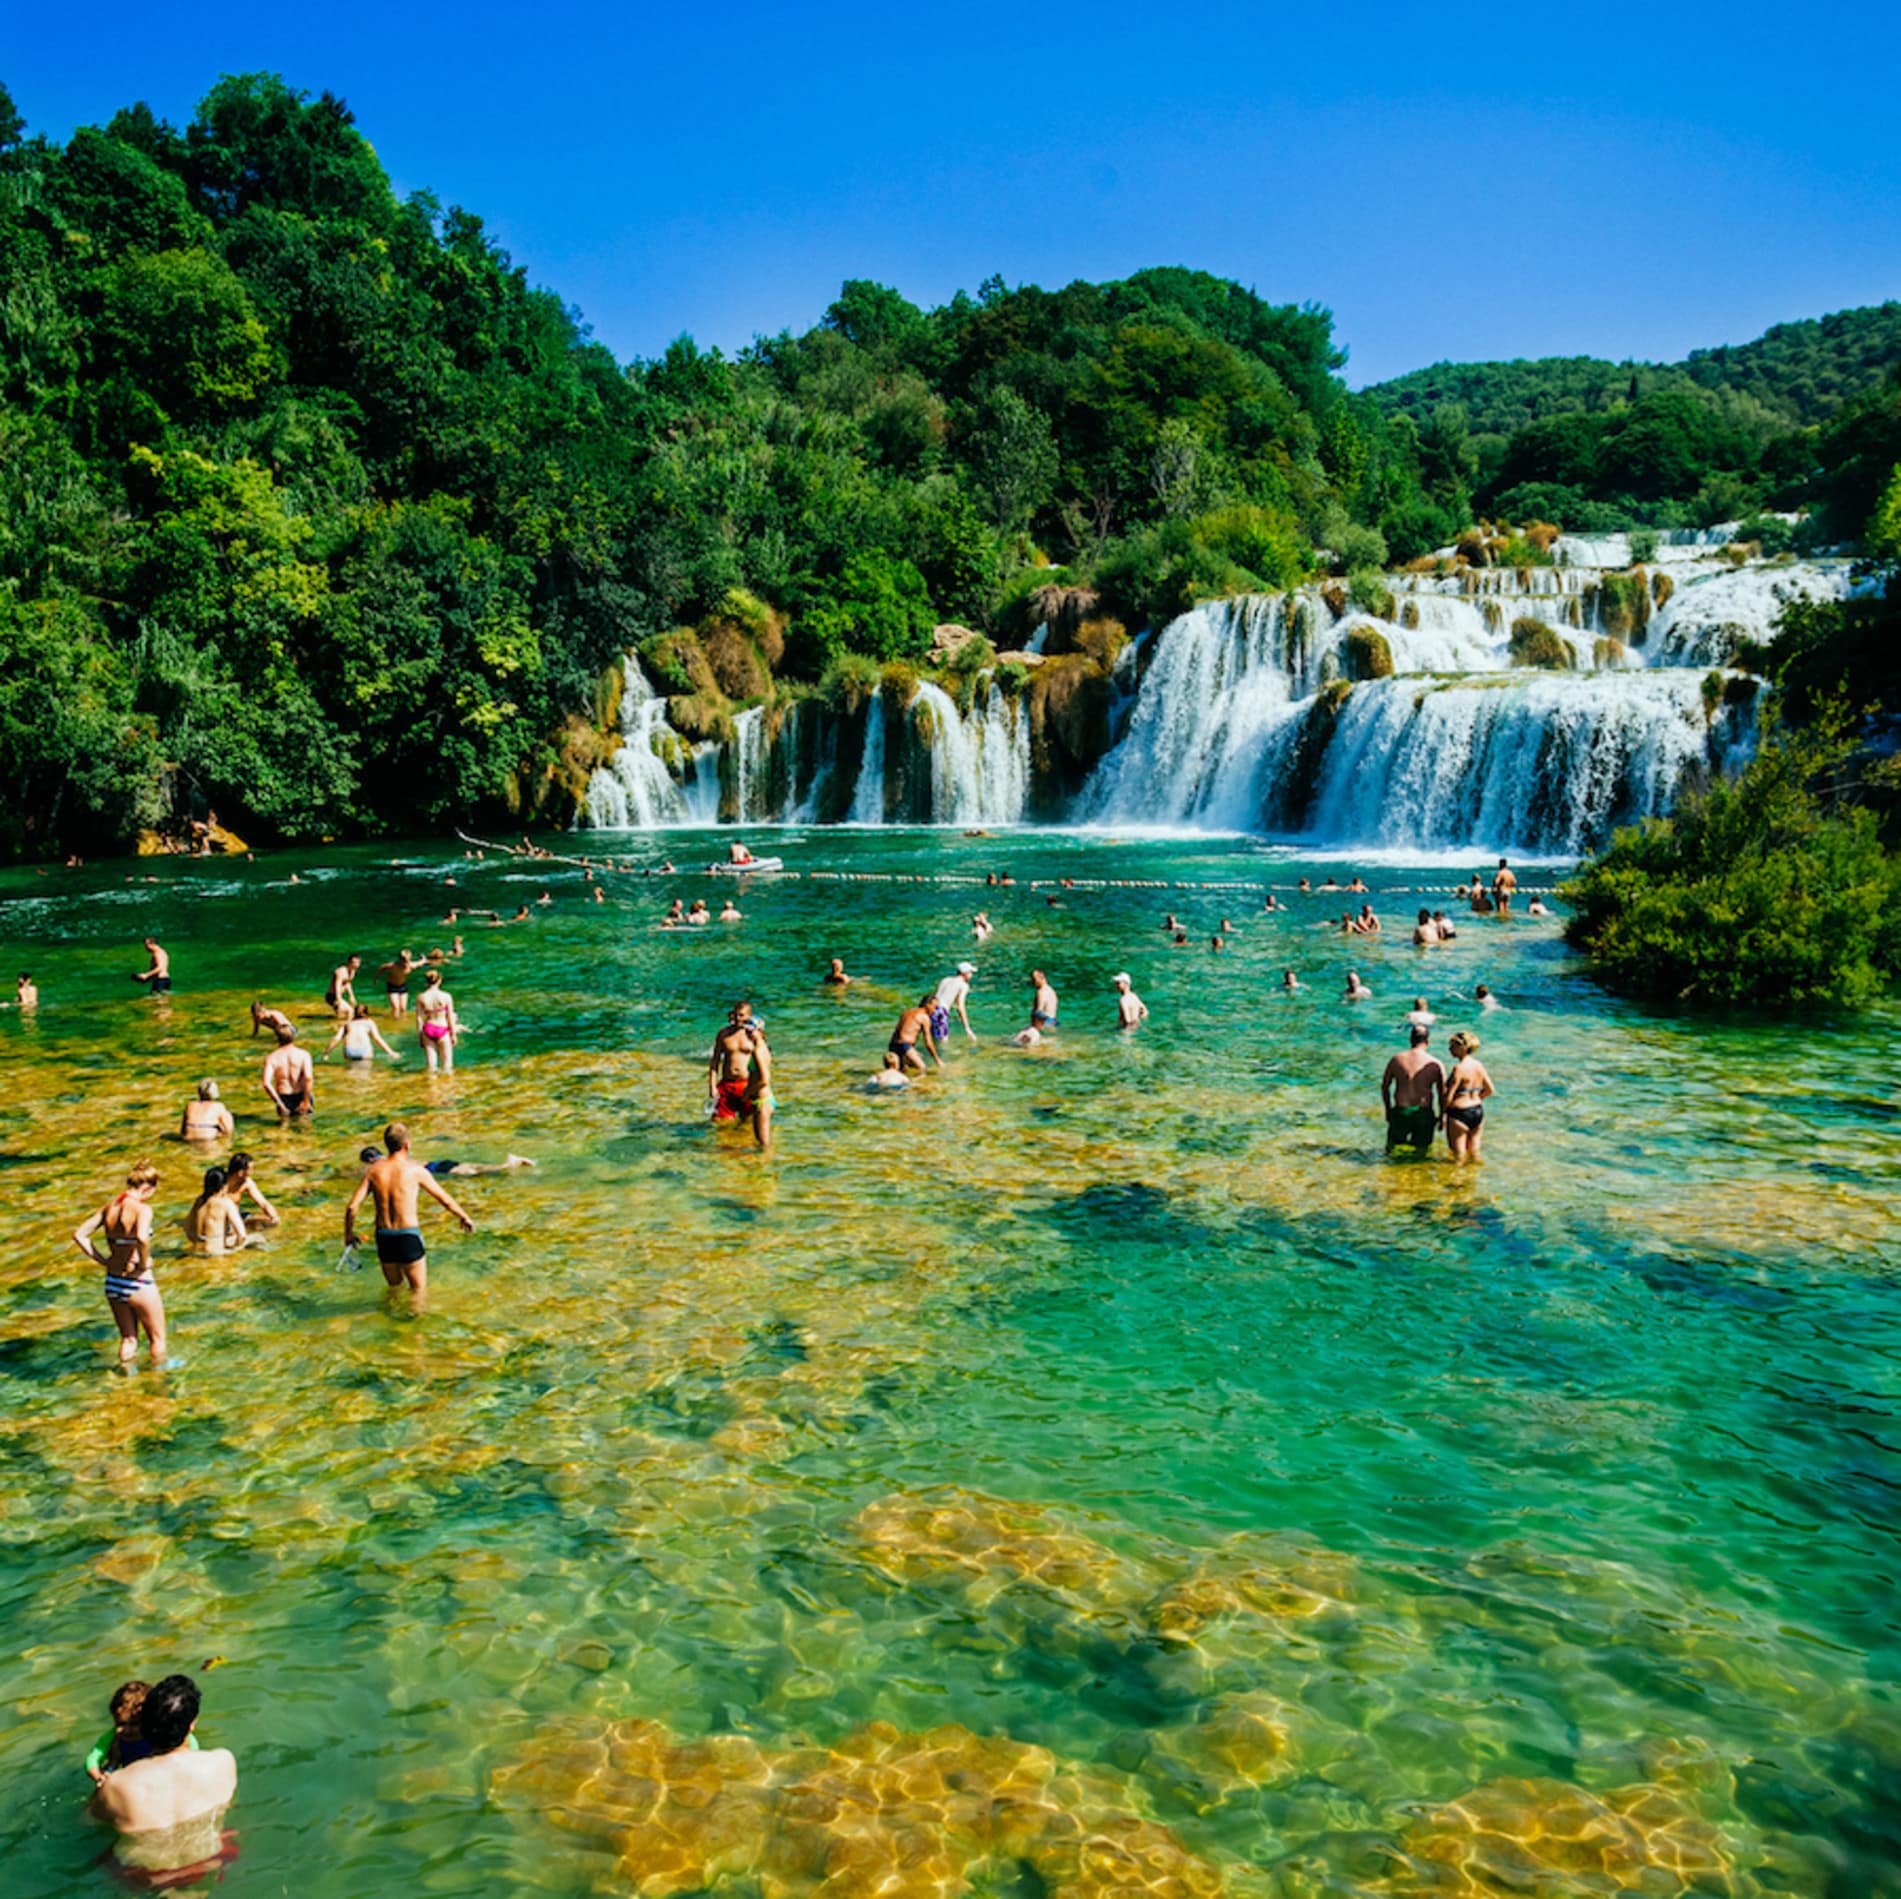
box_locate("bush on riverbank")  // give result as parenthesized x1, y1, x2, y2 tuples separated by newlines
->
(1561, 714, 1901, 1006)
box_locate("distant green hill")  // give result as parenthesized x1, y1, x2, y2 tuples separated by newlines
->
(1367, 303, 1901, 435)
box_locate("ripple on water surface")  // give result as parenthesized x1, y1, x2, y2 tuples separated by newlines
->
(1, 831, 1898, 1896)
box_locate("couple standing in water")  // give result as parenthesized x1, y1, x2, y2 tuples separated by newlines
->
(1380, 1027, 1495, 1162)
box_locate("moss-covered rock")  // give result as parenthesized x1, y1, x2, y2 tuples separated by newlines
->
(1271, 680, 1352, 830)
(1593, 636, 1627, 668)
(1399, 599, 1420, 631)
(1027, 655, 1112, 814)
(1509, 617, 1571, 669)
(1651, 570, 1675, 608)
(1348, 569, 1395, 620)
(1596, 570, 1653, 642)
(1343, 625, 1395, 680)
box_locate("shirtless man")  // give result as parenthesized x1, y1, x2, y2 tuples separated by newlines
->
(1344, 971, 1373, 1001)
(344, 1121, 475, 1291)
(15, 972, 36, 1008)
(709, 1001, 761, 1121)
(1412, 908, 1441, 947)
(1028, 969, 1058, 1032)
(90, 1675, 237, 1877)
(888, 995, 942, 1075)
(823, 958, 853, 987)
(132, 938, 171, 995)
(1358, 903, 1381, 935)
(381, 950, 420, 1017)
(933, 962, 978, 1044)
(1381, 1026, 1447, 1155)
(1113, 972, 1149, 1029)
(249, 1000, 294, 1039)
(1405, 997, 1436, 1029)
(222, 1153, 279, 1226)
(1492, 858, 1518, 916)
(179, 1081, 234, 1143)
(262, 1028, 315, 1118)
(325, 954, 361, 1017)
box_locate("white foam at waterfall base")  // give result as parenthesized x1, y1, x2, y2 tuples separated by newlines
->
(583, 658, 719, 828)
(1306, 670, 1748, 855)
(1648, 560, 1858, 665)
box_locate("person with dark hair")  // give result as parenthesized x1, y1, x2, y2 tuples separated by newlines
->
(222, 1153, 279, 1227)
(89, 1672, 236, 1844)
(1381, 1025, 1446, 1155)
(185, 1168, 249, 1256)
(343, 1122, 476, 1292)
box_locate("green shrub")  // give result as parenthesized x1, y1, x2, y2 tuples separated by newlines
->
(1561, 712, 1901, 1007)
(1348, 568, 1396, 620)
(1597, 570, 1653, 641)
(1628, 528, 1660, 564)
(1496, 533, 1555, 568)
(1334, 521, 1388, 573)
(1736, 514, 1794, 556)
(1509, 618, 1570, 669)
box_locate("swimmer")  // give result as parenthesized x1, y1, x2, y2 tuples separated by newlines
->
(132, 938, 171, 995)
(686, 899, 710, 926)
(865, 1053, 909, 1091)
(1348, 876, 1369, 893)
(592, 886, 605, 903)
(325, 954, 361, 1017)
(249, 1000, 294, 1039)
(971, 912, 993, 942)
(179, 1081, 234, 1143)
(1344, 971, 1372, 1001)
(664, 899, 685, 924)
(15, 971, 36, 1008)
(1358, 903, 1381, 934)
(1297, 878, 1312, 893)
(744, 1022, 775, 1152)
(221, 1153, 279, 1225)
(1263, 895, 1284, 912)
(718, 900, 742, 921)
(1492, 858, 1517, 916)
(1113, 972, 1148, 1029)
(323, 1004, 402, 1063)
(380, 950, 420, 1016)
(1210, 935, 1225, 952)
(506, 905, 531, 924)
(1172, 931, 1189, 947)
(1381, 1026, 1446, 1155)
(887, 995, 942, 1075)
(1475, 983, 1502, 1011)
(1406, 997, 1436, 1029)
(1028, 969, 1058, 1030)
(1338, 911, 1363, 936)
(1282, 968, 1302, 992)
(1433, 910, 1458, 941)
(1527, 896, 1549, 917)
(536, 890, 554, 906)
(74, 1161, 166, 1368)
(85, 1680, 181, 1785)
(416, 969, 459, 1072)
(185, 1167, 251, 1256)
(933, 962, 979, 1044)
(823, 958, 854, 987)
(344, 1122, 476, 1293)
(1443, 1031, 1495, 1163)
(262, 1028, 315, 1117)
(358, 1146, 535, 1177)
(1412, 909, 1441, 946)
(1010, 1025, 1043, 1047)
(1163, 914, 1180, 932)
(88, 1674, 236, 1847)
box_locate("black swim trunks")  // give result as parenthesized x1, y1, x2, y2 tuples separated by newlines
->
(424, 1160, 458, 1177)
(375, 1227, 426, 1266)
(150, 976, 172, 995)
(1386, 1104, 1437, 1151)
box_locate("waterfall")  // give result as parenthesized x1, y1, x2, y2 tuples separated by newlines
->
(1648, 560, 1857, 665)
(584, 659, 719, 828)
(730, 705, 766, 821)
(848, 692, 887, 823)
(911, 678, 1030, 824)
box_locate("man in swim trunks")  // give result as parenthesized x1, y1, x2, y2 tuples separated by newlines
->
(344, 1121, 476, 1291)
(133, 938, 171, 995)
(325, 954, 361, 1016)
(90, 1674, 237, 1865)
(709, 1001, 760, 1120)
(1381, 1026, 1446, 1155)
(933, 962, 978, 1044)
(262, 1027, 315, 1118)
(1028, 969, 1058, 1031)
(380, 950, 420, 1016)
(888, 996, 942, 1075)
(1492, 858, 1517, 916)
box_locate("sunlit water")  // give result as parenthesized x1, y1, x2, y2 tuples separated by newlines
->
(3, 830, 1898, 1897)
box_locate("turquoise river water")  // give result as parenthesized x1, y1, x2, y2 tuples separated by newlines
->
(1, 829, 1898, 1897)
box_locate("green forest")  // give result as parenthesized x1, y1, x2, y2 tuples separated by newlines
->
(1, 73, 1898, 856)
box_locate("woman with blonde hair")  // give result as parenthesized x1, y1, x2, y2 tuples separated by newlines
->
(74, 1162, 167, 1367)
(1443, 1032, 1496, 1165)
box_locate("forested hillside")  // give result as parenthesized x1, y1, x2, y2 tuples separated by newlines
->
(1, 72, 1897, 857)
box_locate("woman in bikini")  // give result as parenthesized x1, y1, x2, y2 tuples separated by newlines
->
(74, 1162, 167, 1368)
(416, 970, 460, 1073)
(1442, 1031, 1496, 1165)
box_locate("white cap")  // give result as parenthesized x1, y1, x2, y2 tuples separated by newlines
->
(1113, 971, 1132, 985)
(958, 962, 977, 976)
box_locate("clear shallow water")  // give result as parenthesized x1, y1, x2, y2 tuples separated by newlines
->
(2, 830, 1898, 1898)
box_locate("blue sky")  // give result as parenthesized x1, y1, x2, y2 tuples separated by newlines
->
(5, 2, 1897, 385)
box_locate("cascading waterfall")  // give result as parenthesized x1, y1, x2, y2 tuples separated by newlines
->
(584, 659, 720, 828)
(579, 549, 1851, 849)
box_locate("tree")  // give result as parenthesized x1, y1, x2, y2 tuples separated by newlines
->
(964, 385, 1057, 530)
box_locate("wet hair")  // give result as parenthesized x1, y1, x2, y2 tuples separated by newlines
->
(1475, 984, 1491, 998)
(110, 1680, 150, 1726)
(359, 1146, 381, 1164)
(353, 1003, 372, 1019)
(126, 1161, 159, 1190)
(196, 1080, 220, 1101)
(384, 1122, 410, 1154)
(137, 1675, 199, 1754)
(201, 1167, 227, 1197)
(226, 1152, 252, 1179)
(1450, 1031, 1479, 1056)
(1417, 909, 1432, 924)
(1409, 1026, 1430, 1046)
(882, 1052, 900, 1070)
(424, 969, 441, 987)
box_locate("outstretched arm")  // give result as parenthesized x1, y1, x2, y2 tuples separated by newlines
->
(419, 1170, 476, 1233)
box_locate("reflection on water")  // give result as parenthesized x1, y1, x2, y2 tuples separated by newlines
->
(2, 832, 1898, 1896)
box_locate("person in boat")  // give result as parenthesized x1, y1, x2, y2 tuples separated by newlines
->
(728, 842, 756, 866)
(1382, 1026, 1446, 1155)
